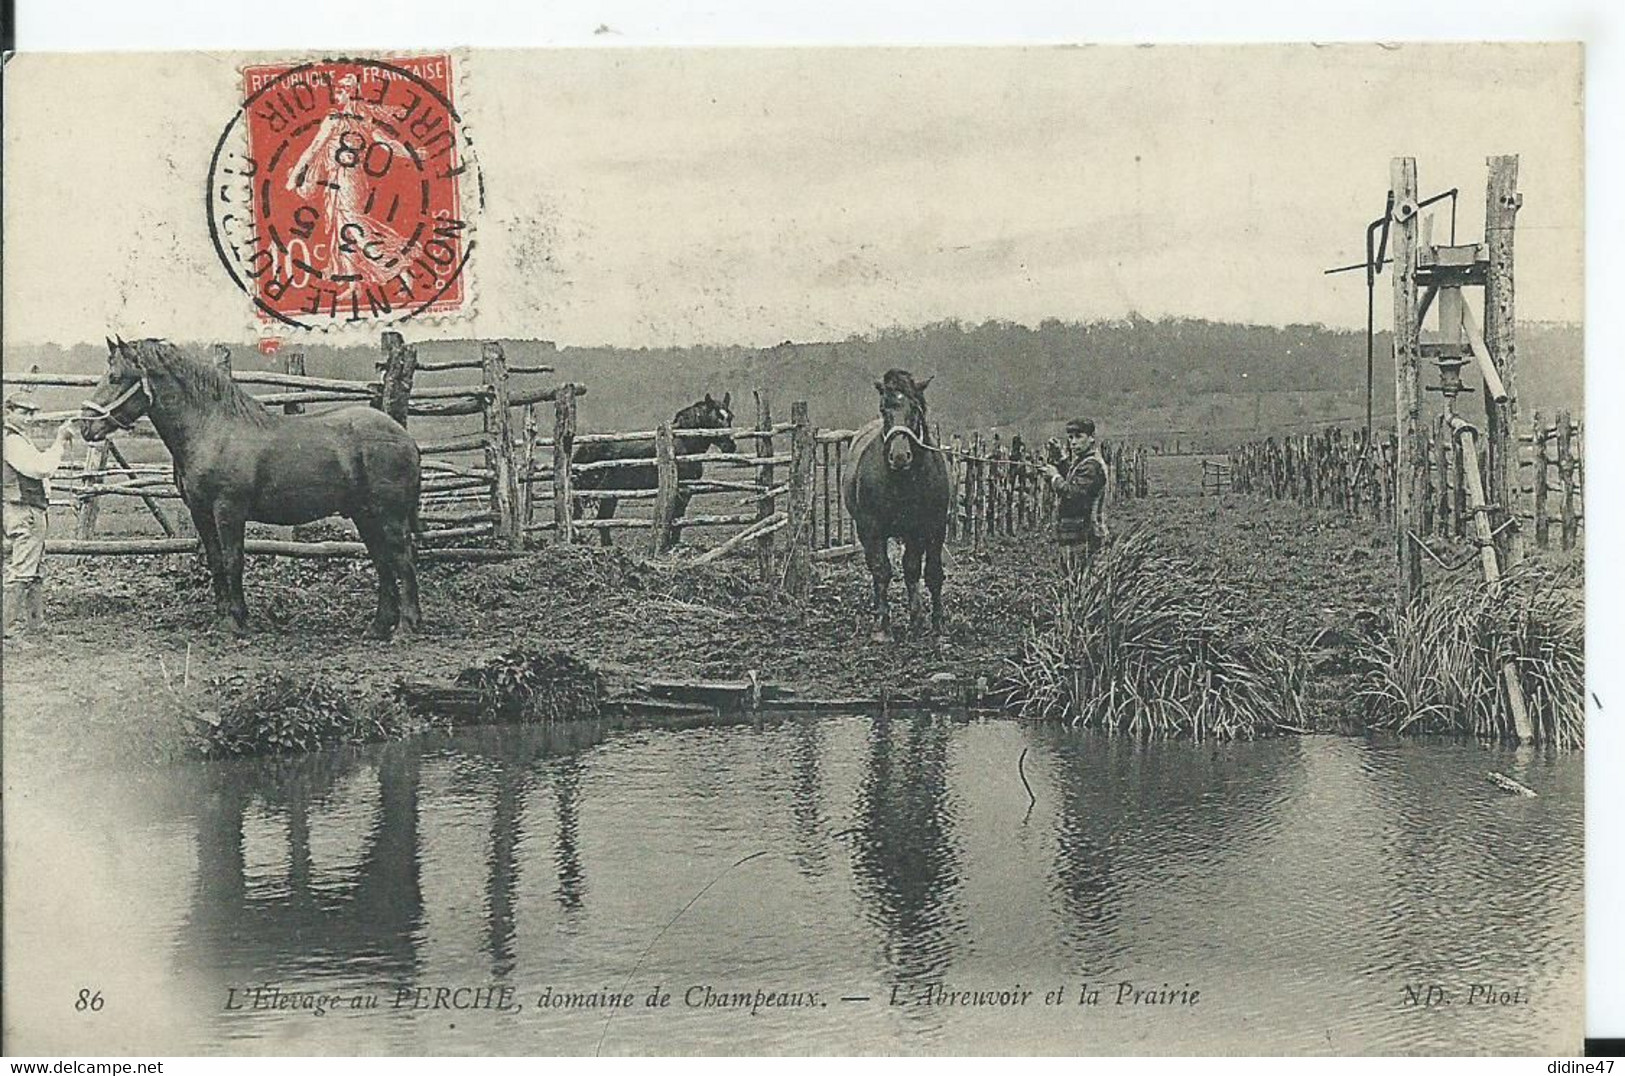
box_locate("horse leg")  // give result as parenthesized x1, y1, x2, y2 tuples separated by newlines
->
(186, 501, 230, 625)
(862, 535, 894, 643)
(354, 513, 401, 640)
(925, 537, 946, 636)
(595, 498, 618, 548)
(663, 489, 693, 551)
(388, 516, 420, 635)
(212, 505, 250, 634)
(902, 540, 925, 637)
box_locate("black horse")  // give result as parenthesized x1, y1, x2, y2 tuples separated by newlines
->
(572, 393, 737, 549)
(842, 370, 951, 641)
(80, 338, 422, 639)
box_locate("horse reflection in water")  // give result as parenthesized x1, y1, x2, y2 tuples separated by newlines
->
(179, 725, 606, 1007)
(180, 744, 426, 986)
(848, 714, 966, 984)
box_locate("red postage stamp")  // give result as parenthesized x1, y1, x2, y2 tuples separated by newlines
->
(208, 55, 479, 329)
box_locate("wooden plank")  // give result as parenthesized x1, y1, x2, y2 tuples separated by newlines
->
(691, 512, 787, 566)
(1451, 416, 1534, 743)
(417, 431, 491, 455)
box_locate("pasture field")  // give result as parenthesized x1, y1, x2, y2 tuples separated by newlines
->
(3, 486, 1478, 774)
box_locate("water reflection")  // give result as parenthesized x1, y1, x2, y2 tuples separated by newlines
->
(849, 714, 966, 984)
(180, 743, 425, 986)
(23, 716, 1577, 1055)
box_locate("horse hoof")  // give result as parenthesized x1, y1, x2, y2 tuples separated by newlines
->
(870, 628, 893, 644)
(367, 623, 394, 641)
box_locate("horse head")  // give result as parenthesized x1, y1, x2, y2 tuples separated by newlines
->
(80, 336, 155, 442)
(674, 392, 737, 454)
(875, 369, 931, 473)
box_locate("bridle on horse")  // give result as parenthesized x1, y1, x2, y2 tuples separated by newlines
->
(880, 393, 931, 461)
(81, 374, 153, 431)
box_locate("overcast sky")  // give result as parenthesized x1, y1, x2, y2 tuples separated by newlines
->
(3, 43, 1583, 347)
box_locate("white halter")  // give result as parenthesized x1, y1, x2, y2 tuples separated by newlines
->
(81, 375, 152, 430)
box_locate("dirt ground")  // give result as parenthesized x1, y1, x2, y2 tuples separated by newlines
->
(3, 491, 1403, 772)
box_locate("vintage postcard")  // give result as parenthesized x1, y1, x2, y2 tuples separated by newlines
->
(2, 42, 1589, 1056)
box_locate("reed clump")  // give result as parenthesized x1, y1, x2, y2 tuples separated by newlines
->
(197, 672, 410, 758)
(1002, 531, 1305, 737)
(455, 647, 604, 722)
(1355, 565, 1583, 747)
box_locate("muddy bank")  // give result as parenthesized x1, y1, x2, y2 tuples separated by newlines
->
(3, 496, 1398, 771)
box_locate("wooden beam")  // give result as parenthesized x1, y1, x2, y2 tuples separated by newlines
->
(1458, 302, 1509, 404)
(1390, 158, 1423, 609)
(1484, 154, 1523, 567)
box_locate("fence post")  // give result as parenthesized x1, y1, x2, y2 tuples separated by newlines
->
(481, 341, 520, 548)
(1390, 157, 1423, 608)
(949, 434, 963, 541)
(520, 403, 539, 529)
(1531, 411, 1549, 549)
(74, 441, 110, 540)
(1558, 409, 1576, 550)
(1485, 155, 1524, 568)
(378, 331, 417, 429)
(754, 390, 776, 584)
(283, 351, 307, 415)
(971, 432, 985, 550)
(784, 401, 813, 598)
(650, 422, 679, 555)
(552, 384, 577, 544)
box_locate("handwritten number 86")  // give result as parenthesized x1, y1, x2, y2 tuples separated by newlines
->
(76, 989, 104, 1012)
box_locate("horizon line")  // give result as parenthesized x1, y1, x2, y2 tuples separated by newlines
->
(0, 313, 1587, 355)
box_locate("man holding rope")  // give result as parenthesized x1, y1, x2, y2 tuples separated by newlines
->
(4, 388, 74, 640)
(1043, 417, 1109, 574)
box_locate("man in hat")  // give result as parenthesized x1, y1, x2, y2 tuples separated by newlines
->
(1042, 417, 1109, 573)
(4, 387, 75, 639)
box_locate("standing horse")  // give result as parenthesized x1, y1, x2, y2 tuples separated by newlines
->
(572, 393, 736, 549)
(843, 370, 951, 641)
(80, 338, 422, 639)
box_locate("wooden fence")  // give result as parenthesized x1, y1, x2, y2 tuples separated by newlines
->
(11, 339, 1157, 591)
(1225, 417, 1583, 550)
(17, 332, 571, 562)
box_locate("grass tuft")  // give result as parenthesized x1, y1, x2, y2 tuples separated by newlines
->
(1355, 563, 1583, 747)
(1000, 531, 1305, 737)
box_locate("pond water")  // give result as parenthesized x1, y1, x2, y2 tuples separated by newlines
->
(4, 714, 1582, 1055)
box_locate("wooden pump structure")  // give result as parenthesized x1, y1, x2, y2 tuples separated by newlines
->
(1389, 155, 1533, 743)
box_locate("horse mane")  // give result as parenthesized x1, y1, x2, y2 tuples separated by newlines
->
(132, 339, 275, 426)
